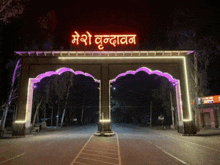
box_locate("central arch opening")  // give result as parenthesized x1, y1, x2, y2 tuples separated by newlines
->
(109, 67, 182, 129)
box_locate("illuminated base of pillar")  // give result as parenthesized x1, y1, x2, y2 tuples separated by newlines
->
(12, 123, 26, 136)
(94, 132, 115, 136)
(94, 122, 115, 136)
(183, 121, 197, 135)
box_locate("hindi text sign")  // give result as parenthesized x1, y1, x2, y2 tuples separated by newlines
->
(71, 31, 137, 50)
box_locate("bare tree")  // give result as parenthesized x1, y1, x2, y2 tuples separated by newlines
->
(32, 72, 74, 129)
(0, 0, 25, 23)
(0, 58, 21, 137)
(60, 73, 74, 127)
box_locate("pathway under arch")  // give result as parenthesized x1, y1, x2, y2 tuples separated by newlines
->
(109, 67, 183, 126)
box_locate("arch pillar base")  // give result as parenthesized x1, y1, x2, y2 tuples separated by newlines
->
(183, 121, 197, 135)
(94, 122, 115, 136)
(12, 123, 26, 136)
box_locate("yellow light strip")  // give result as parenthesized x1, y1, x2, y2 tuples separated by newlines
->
(99, 82, 101, 122)
(15, 78, 34, 124)
(58, 56, 185, 60)
(183, 57, 192, 121)
(109, 81, 111, 121)
(14, 55, 193, 127)
(177, 80, 184, 121)
(59, 56, 192, 122)
(100, 119, 111, 122)
(14, 120, 26, 123)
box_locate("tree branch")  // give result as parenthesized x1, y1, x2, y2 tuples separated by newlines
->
(0, 0, 13, 13)
(11, 95, 18, 101)
(190, 73, 196, 83)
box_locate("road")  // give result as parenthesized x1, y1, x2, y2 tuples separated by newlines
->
(0, 124, 219, 165)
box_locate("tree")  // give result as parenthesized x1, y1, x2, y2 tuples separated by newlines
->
(32, 72, 74, 128)
(167, 9, 220, 130)
(21, 10, 58, 50)
(0, 0, 25, 23)
(0, 58, 21, 137)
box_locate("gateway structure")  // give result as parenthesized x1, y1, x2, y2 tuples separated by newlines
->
(13, 50, 195, 136)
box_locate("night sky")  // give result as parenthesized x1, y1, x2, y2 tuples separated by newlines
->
(0, 0, 220, 102)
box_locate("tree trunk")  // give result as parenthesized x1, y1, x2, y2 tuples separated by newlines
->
(60, 109, 66, 128)
(0, 91, 13, 133)
(56, 99, 60, 128)
(81, 109, 84, 124)
(150, 101, 152, 127)
(50, 107, 53, 126)
(0, 59, 21, 137)
(61, 74, 72, 127)
(32, 99, 43, 129)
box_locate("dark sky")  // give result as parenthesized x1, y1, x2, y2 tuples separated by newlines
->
(17, 0, 220, 48)
(0, 0, 220, 102)
(57, 0, 220, 42)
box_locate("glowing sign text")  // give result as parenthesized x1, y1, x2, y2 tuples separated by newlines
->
(71, 31, 137, 50)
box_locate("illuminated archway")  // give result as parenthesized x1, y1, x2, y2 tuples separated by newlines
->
(13, 51, 194, 136)
(109, 67, 184, 123)
(15, 67, 100, 130)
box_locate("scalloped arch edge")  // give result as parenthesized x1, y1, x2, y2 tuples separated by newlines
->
(32, 67, 100, 84)
(110, 67, 178, 86)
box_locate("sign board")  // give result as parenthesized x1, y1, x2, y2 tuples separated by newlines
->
(198, 95, 220, 105)
(71, 31, 137, 50)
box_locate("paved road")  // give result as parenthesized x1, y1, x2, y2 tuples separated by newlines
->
(0, 124, 219, 165)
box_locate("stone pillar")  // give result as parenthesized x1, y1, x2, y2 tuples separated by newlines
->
(12, 61, 29, 136)
(12, 78, 34, 136)
(12, 123, 25, 136)
(25, 79, 34, 133)
(183, 121, 197, 135)
(175, 81, 184, 133)
(95, 64, 114, 136)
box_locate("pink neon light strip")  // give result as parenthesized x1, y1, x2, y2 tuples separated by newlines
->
(110, 67, 178, 86)
(33, 67, 178, 86)
(32, 67, 100, 84)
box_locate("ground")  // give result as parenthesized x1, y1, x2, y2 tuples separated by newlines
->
(0, 124, 220, 165)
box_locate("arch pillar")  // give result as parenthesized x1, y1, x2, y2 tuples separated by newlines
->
(95, 64, 114, 136)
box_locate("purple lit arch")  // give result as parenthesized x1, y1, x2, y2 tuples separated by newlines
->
(110, 67, 178, 86)
(32, 67, 100, 85)
(109, 67, 183, 120)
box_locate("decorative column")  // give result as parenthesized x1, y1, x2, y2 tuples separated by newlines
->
(175, 80, 183, 133)
(13, 78, 34, 135)
(25, 79, 34, 133)
(95, 64, 114, 136)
